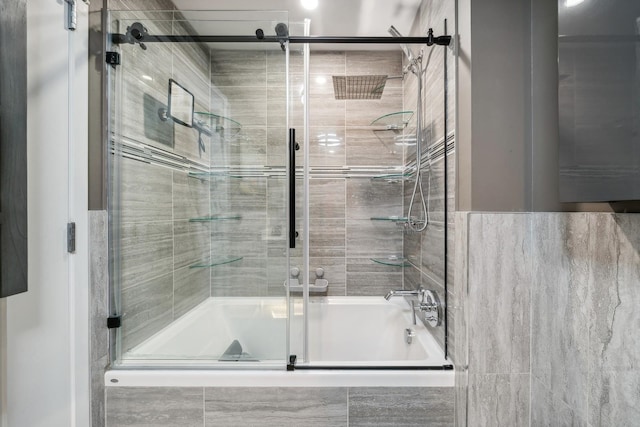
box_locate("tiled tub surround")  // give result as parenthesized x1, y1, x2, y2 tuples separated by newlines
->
(111, 6, 214, 354)
(208, 49, 410, 298)
(106, 386, 454, 427)
(402, 0, 456, 357)
(459, 212, 640, 426)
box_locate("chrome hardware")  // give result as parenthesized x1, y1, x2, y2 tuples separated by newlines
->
(405, 328, 416, 344)
(385, 287, 441, 327)
(416, 289, 441, 327)
(384, 288, 423, 300)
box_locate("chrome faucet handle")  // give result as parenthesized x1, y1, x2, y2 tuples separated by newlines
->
(410, 300, 417, 325)
(416, 289, 441, 327)
(290, 267, 300, 278)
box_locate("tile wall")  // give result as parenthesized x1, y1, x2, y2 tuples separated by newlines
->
(459, 212, 640, 426)
(402, 0, 456, 356)
(110, 3, 213, 354)
(208, 48, 407, 297)
(106, 386, 454, 427)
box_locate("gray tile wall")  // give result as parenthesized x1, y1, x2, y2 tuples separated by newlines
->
(402, 0, 456, 358)
(110, 5, 212, 354)
(464, 213, 531, 427)
(530, 213, 640, 427)
(90, 211, 109, 427)
(209, 49, 407, 297)
(459, 212, 640, 426)
(106, 386, 454, 426)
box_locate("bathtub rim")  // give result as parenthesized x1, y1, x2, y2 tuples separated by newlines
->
(104, 368, 455, 388)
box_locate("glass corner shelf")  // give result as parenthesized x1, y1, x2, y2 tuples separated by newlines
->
(189, 256, 243, 268)
(370, 256, 411, 267)
(370, 173, 411, 183)
(370, 216, 408, 222)
(370, 111, 414, 130)
(193, 112, 242, 139)
(189, 215, 242, 222)
(188, 171, 243, 180)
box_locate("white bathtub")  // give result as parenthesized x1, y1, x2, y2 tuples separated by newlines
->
(106, 297, 454, 387)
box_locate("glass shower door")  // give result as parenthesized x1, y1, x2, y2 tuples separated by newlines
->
(108, 10, 293, 368)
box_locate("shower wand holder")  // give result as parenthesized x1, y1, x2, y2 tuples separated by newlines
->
(284, 279, 329, 294)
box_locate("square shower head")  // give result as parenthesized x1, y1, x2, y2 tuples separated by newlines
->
(332, 75, 388, 100)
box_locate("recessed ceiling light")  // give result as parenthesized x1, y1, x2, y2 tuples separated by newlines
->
(565, 0, 584, 7)
(301, 0, 318, 10)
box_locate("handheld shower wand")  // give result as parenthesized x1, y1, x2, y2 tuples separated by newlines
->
(388, 26, 430, 232)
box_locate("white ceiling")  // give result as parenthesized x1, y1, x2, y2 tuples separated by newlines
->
(171, 0, 421, 37)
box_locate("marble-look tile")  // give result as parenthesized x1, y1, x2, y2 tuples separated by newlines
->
(266, 245, 289, 293)
(446, 150, 455, 222)
(423, 156, 446, 223)
(210, 218, 267, 259)
(211, 257, 267, 297)
(452, 224, 468, 427)
(468, 214, 531, 375)
(91, 355, 108, 427)
(267, 83, 305, 129)
(421, 222, 445, 282)
(267, 49, 304, 80)
(346, 258, 403, 296)
(204, 387, 347, 426)
(309, 218, 345, 258)
(121, 42, 172, 97)
(172, 172, 209, 220)
(310, 51, 345, 75)
(173, 265, 209, 319)
(217, 86, 267, 127)
(309, 127, 346, 166)
(467, 374, 530, 427)
(266, 126, 289, 166)
(531, 377, 587, 427)
(120, 221, 173, 289)
(309, 93, 346, 127)
(531, 213, 589, 416)
(346, 220, 403, 258)
(452, 212, 468, 368)
(346, 87, 403, 127)
(587, 214, 640, 426)
(226, 127, 267, 166)
(404, 228, 421, 266)
(89, 212, 108, 427)
(345, 51, 403, 79)
(346, 128, 404, 166)
(172, 19, 210, 72)
(346, 179, 404, 220)
(348, 387, 454, 427)
(310, 178, 346, 219)
(118, 158, 173, 224)
(588, 370, 640, 427)
(224, 178, 267, 220)
(106, 387, 203, 427)
(89, 211, 109, 360)
(120, 272, 173, 353)
(211, 50, 266, 88)
(404, 265, 421, 291)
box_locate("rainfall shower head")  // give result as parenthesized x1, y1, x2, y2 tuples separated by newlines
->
(388, 25, 414, 62)
(332, 75, 389, 100)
